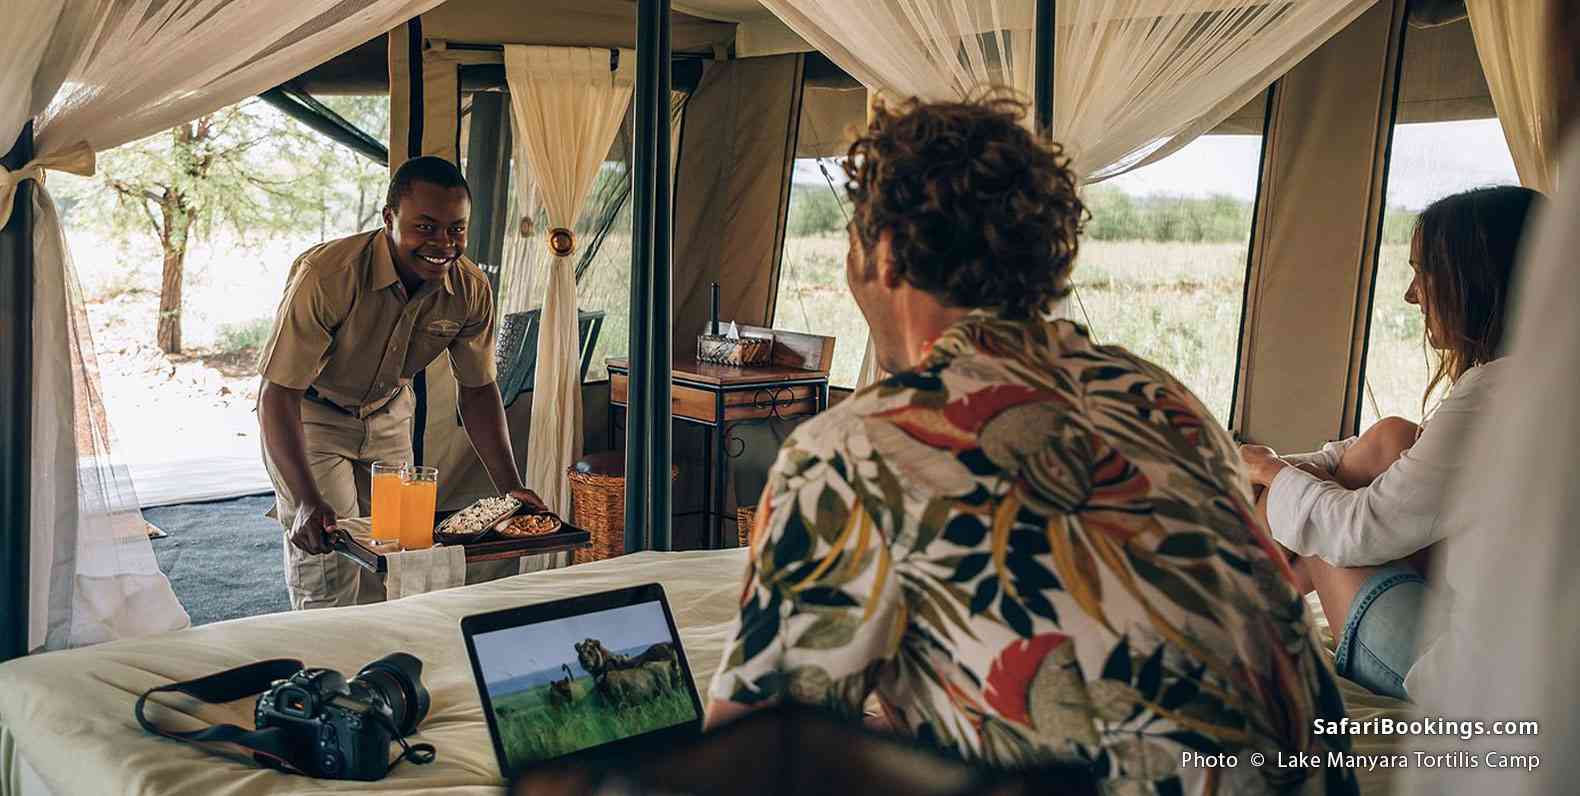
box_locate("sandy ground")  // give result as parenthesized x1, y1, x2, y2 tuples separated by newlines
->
(84, 289, 264, 465)
(71, 228, 321, 498)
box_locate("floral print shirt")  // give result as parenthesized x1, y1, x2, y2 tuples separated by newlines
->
(710, 316, 1357, 795)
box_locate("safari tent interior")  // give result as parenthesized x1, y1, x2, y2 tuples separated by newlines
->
(0, 0, 1569, 793)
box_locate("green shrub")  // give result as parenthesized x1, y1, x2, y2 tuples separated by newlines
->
(1083, 187, 1253, 244)
(786, 185, 848, 236)
(1380, 206, 1420, 245)
(215, 317, 273, 354)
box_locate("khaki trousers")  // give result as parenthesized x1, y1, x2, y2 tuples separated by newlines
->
(262, 389, 415, 610)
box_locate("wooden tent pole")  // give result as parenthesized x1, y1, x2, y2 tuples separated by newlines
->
(1, 121, 35, 661)
(626, 0, 662, 552)
(646, 0, 674, 551)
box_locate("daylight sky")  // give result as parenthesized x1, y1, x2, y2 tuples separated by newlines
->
(473, 600, 675, 684)
(793, 118, 1519, 213)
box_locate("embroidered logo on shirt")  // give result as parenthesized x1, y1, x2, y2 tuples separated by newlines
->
(426, 320, 461, 336)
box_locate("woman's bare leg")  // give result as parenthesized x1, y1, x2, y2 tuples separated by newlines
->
(1330, 416, 1419, 490)
(1299, 417, 1421, 636)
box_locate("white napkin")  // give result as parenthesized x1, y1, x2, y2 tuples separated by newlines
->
(384, 544, 467, 600)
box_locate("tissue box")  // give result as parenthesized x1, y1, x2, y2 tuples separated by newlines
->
(697, 333, 772, 366)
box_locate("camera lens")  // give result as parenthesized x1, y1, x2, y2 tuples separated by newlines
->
(355, 652, 430, 736)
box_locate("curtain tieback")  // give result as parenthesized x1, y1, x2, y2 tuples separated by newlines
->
(0, 140, 96, 226)
(547, 227, 575, 257)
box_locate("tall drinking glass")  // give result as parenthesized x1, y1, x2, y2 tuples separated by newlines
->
(399, 466, 439, 550)
(370, 461, 406, 542)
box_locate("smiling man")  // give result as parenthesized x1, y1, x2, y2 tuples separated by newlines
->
(257, 156, 542, 610)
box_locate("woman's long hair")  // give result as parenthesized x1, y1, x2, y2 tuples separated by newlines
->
(1414, 185, 1540, 409)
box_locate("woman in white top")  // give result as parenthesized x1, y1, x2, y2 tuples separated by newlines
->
(1238, 185, 1540, 700)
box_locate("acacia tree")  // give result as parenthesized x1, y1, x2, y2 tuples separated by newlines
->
(94, 96, 388, 354)
(100, 103, 313, 353)
(311, 94, 390, 235)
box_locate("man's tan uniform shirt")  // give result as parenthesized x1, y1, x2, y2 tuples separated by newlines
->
(258, 230, 497, 412)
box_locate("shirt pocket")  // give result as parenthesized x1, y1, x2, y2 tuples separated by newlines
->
(404, 326, 458, 373)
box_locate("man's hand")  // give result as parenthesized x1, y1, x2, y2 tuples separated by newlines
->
(1238, 444, 1290, 488)
(510, 488, 548, 514)
(290, 499, 340, 555)
(260, 381, 340, 555)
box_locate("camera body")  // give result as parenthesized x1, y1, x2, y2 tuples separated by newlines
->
(254, 653, 429, 781)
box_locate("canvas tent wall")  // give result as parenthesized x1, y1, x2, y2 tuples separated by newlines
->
(203, 0, 1545, 536)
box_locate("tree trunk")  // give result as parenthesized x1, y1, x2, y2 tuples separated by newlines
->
(155, 120, 208, 355)
(155, 239, 185, 354)
(155, 195, 192, 355)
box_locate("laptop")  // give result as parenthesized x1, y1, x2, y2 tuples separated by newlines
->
(460, 583, 705, 779)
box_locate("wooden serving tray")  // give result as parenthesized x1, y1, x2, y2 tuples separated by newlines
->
(334, 527, 590, 574)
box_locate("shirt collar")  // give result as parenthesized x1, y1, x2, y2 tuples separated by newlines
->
(368, 231, 400, 292)
(923, 311, 1051, 367)
(368, 231, 458, 296)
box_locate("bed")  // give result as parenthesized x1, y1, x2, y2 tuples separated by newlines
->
(0, 550, 1411, 795)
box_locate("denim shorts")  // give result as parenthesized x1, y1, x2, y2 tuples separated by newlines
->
(1334, 564, 1428, 701)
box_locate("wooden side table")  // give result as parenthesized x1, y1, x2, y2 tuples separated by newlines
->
(607, 355, 830, 548)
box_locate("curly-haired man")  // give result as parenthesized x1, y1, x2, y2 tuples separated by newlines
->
(706, 96, 1357, 794)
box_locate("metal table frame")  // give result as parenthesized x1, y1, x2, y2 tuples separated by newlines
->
(608, 366, 829, 548)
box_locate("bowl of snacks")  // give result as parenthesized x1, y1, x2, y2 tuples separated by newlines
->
(495, 512, 564, 538)
(434, 495, 522, 544)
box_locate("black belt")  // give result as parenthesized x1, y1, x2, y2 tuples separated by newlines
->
(305, 386, 406, 419)
(304, 386, 357, 416)
(306, 385, 383, 416)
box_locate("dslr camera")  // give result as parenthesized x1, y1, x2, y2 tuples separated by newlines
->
(254, 652, 431, 780)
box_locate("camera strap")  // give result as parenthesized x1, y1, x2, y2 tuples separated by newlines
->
(134, 658, 312, 774)
(135, 659, 437, 777)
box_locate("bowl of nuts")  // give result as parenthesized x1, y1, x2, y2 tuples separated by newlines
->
(495, 512, 563, 538)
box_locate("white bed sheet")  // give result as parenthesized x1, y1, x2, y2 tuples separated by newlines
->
(0, 552, 1412, 795)
(0, 550, 747, 796)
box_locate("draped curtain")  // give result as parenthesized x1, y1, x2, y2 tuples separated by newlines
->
(0, 0, 445, 650)
(504, 46, 636, 516)
(760, 0, 1377, 388)
(759, 0, 1036, 389)
(497, 90, 688, 320)
(1054, 0, 1377, 183)
(1466, 0, 1562, 194)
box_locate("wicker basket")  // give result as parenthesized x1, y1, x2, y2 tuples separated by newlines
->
(566, 461, 678, 564)
(736, 506, 756, 548)
(697, 333, 772, 366)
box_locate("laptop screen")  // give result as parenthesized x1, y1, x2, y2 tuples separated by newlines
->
(470, 597, 698, 770)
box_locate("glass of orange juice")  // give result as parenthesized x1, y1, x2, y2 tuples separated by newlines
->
(370, 460, 406, 542)
(398, 466, 439, 550)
